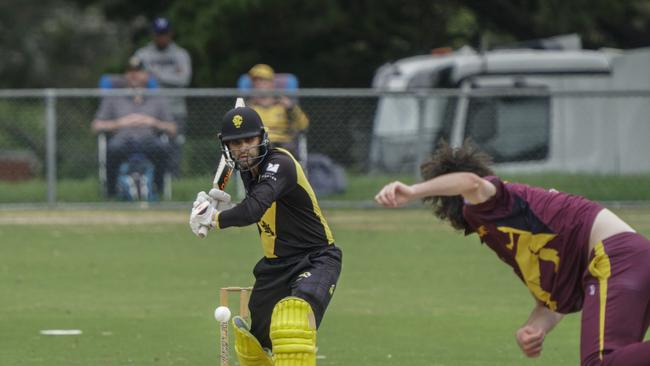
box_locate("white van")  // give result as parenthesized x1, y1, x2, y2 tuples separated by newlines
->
(370, 42, 650, 175)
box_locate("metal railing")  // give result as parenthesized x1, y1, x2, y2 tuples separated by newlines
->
(1, 88, 650, 206)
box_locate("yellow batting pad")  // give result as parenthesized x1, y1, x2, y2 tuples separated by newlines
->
(232, 316, 274, 366)
(270, 297, 317, 366)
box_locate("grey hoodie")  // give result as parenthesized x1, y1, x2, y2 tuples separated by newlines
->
(134, 42, 192, 118)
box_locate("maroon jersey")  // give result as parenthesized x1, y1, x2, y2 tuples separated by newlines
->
(462, 176, 603, 313)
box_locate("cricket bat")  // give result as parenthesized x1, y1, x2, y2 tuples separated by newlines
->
(197, 97, 245, 238)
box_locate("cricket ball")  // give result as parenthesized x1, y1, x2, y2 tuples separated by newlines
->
(214, 306, 231, 323)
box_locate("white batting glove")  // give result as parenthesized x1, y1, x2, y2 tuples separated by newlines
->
(192, 191, 211, 209)
(189, 200, 218, 237)
(208, 189, 233, 210)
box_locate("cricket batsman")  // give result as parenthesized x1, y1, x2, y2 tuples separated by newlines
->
(189, 106, 342, 366)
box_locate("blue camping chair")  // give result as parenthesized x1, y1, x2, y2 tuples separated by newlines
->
(98, 74, 159, 89)
(236, 73, 299, 91)
(96, 74, 176, 200)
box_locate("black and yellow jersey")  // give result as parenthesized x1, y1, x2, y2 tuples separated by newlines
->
(215, 148, 334, 258)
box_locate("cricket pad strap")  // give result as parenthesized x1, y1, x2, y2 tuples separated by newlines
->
(232, 316, 273, 366)
(270, 297, 317, 366)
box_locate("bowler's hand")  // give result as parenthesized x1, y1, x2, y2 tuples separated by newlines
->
(375, 181, 416, 208)
(515, 325, 545, 358)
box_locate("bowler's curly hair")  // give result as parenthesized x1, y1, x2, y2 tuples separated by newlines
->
(420, 139, 494, 231)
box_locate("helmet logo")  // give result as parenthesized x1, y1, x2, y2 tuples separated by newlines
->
(232, 115, 243, 128)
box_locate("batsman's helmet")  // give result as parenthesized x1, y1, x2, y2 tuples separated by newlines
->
(218, 107, 269, 171)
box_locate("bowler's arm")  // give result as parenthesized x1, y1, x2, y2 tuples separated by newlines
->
(515, 298, 564, 358)
(523, 300, 564, 334)
(411, 172, 496, 204)
(375, 172, 496, 207)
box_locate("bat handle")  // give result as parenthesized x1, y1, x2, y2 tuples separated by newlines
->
(198, 226, 209, 238)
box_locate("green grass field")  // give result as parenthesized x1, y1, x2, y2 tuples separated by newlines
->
(2, 208, 650, 365)
(2, 172, 650, 204)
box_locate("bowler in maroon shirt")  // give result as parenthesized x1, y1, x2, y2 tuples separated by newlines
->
(375, 141, 650, 366)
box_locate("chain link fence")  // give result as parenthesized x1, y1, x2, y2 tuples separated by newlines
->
(1, 88, 650, 206)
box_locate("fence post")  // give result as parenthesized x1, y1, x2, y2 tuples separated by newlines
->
(414, 91, 427, 177)
(45, 89, 57, 206)
(450, 82, 471, 148)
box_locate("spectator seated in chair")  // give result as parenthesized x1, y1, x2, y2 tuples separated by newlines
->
(238, 64, 308, 164)
(92, 56, 177, 201)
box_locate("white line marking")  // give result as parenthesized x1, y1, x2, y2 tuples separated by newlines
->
(40, 329, 82, 336)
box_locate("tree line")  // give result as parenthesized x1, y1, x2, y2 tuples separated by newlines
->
(2, 0, 650, 88)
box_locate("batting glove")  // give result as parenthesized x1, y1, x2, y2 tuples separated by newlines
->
(192, 191, 211, 208)
(208, 189, 233, 210)
(189, 200, 218, 237)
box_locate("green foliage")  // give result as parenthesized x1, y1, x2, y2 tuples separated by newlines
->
(55, 98, 101, 178)
(3, 0, 650, 88)
(0, 99, 45, 155)
(168, 0, 478, 87)
(463, 0, 650, 48)
(0, 1, 134, 88)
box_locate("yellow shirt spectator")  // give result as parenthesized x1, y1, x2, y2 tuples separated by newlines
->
(247, 64, 309, 145)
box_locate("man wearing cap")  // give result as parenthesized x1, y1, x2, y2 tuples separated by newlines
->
(134, 17, 192, 131)
(189, 106, 342, 366)
(247, 64, 310, 160)
(91, 56, 177, 197)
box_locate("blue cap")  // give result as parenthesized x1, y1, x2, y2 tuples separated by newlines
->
(152, 17, 171, 34)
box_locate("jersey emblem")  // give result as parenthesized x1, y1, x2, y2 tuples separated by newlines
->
(266, 163, 279, 173)
(329, 284, 336, 296)
(498, 226, 559, 310)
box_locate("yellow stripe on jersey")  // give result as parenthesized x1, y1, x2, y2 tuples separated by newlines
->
(588, 241, 612, 361)
(258, 202, 278, 258)
(277, 148, 334, 244)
